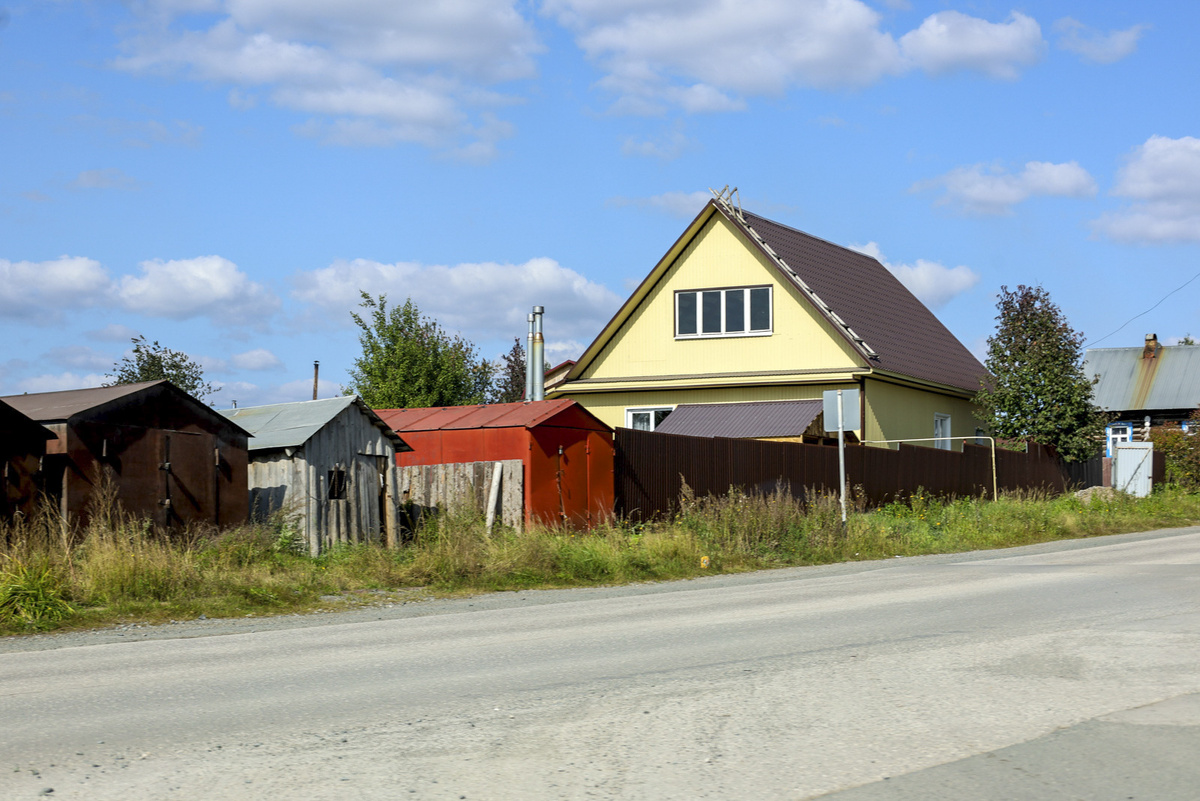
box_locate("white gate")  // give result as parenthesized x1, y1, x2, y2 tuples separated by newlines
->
(1113, 442, 1154, 497)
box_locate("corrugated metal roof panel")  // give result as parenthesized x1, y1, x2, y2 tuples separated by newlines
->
(0, 380, 167, 421)
(654, 400, 823, 439)
(377, 399, 584, 432)
(222, 396, 409, 451)
(1084, 345, 1200, 412)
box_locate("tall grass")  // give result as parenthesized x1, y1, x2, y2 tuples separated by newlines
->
(3, 484, 1200, 634)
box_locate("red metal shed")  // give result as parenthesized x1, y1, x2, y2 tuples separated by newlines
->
(377, 400, 614, 528)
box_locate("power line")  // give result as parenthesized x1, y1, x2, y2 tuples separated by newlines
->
(1083, 269, 1200, 349)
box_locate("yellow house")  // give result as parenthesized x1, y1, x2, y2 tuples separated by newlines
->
(548, 195, 989, 450)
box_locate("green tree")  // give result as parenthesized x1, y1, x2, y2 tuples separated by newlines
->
(973, 285, 1105, 462)
(104, 335, 217, 401)
(490, 337, 527, 403)
(345, 293, 493, 408)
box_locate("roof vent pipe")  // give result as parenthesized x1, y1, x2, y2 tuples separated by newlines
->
(532, 306, 545, 401)
(525, 312, 536, 401)
(1143, 334, 1161, 359)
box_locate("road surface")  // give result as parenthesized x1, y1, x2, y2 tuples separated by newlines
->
(2, 526, 1199, 799)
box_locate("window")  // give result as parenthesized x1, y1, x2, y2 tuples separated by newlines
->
(676, 286, 771, 338)
(627, 407, 673, 431)
(934, 414, 952, 450)
(327, 467, 347, 500)
(1106, 423, 1133, 457)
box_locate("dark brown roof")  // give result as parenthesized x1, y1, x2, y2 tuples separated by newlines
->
(654, 400, 823, 439)
(736, 209, 988, 393)
(0, 380, 167, 422)
(0, 398, 54, 442)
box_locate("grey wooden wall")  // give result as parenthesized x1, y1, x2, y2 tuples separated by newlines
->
(396, 460, 524, 531)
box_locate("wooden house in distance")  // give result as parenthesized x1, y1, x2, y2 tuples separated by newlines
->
(221, 396, 411, 554)
(1, 398, 55, 522)
(0, 381, 249, 529)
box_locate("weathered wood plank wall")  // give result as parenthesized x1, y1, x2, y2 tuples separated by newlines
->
(396, 460, 524, 530)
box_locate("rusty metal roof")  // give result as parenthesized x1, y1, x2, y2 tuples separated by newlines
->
(377, 399, 600, 432)
(737, 209, 989, 394)
(221, 396, 409, 452)
(654, 400, 823, 439)
(1084, 344, 1200, 412)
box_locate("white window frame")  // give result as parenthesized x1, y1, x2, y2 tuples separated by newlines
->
(1106, 422, 1133, 457)
(675, 285, 772, 339)
(934, 413, 952, 450)
(626, 406, 675, 432)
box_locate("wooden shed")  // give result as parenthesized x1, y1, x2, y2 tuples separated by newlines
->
(1, 398, 55, 523)
(0, 381, 249, 529)
(222, 396, 411, 554)
(377, 400, 614, 529)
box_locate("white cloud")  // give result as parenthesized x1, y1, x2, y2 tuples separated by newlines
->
(44, 345, 113, 372)
(70, 168, 141, 190)
(0, 256, 112, 319)
(271, 377, 342, 404)
(116, 255, 280, 324)
(1054, 18, 1149, 65)
(291, 256, 622, 346)
(914, 160, 1096, 215)
(849, 242, 979, 309)
(1093, 136, 1200, 243)
(17, 372, 108, 394)
(113, 1, 539, 156)
(86, 323, 141, 342)
(899, 11, 1044, 79)
(608, 191, 710, 218)
(544, 1, 1046, 115)
(231, 348, 284, 371)
(620, 127, 693, 159)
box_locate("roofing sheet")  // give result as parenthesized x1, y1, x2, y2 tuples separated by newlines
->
(0, 398, 54, 440)
(221, 396, 409, 451)
(737, 209, 989, 394)
(654, 399, 823, 439)
(377, 399, 583, 432)
(0, 380, 168, 422)
(1083, 345, 1200, 412)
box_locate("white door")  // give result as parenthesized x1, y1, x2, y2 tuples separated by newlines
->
(1113, 442, 1154, 497)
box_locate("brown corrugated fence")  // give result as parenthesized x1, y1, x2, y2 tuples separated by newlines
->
(615, 429, 1069, 521)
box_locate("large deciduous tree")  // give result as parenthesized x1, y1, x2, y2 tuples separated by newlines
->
(973, 284, 1105, 462)
(345, 293, 493, 408)
(104, 335, 217, 401)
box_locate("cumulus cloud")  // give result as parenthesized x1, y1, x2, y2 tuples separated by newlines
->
(620, 127, 693, 159)
(17, 372, 108, 394)
(86, 323, 141, 342)
(44, 345, 114, 372)
(0, 256, 112, 319)
(914, 160, 1097, 215)
(291, 256, 622, 346)
(544, 1, 1046, 115)
(112, 0, 539, 155)
(1054, 18, 1149, 64)
(70, 168, 141, 190)
(231, 348, 284, 371)
(849, 242, 979, 309)
(608, 191, 710, 218)
(115, 255, 280, 324)
(1093, 135, 1200, 243)
(899, 11, 1044, 79)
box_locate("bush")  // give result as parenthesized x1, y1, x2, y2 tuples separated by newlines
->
(1150, 422, 1200, 488)
(0, 557, 74, 629)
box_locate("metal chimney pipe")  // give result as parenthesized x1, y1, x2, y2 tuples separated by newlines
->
(532, 306, 545, 402)
(530, 311, 540, 400)
(313, 361, 320, 400)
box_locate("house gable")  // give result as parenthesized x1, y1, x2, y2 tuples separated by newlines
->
(575, 210, 867, 388)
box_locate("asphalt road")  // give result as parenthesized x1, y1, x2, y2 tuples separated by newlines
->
(2, 526, 1199, 800)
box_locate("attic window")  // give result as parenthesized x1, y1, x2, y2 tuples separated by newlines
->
(676, 286, 771, 339)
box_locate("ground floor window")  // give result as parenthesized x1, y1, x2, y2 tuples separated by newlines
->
(934, 413, 952, 450)
(1106, 422, 1133, 457)
(627, 407, 673, 431)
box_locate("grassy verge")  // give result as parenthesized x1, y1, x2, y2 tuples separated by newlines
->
(3, 486, 1200, 635)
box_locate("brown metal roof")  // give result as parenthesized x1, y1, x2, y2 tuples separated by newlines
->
(0, 398, 55, 442)
(654, 400, 823, 439)
(736, 209, 989, 394)
(0, 380, 169, 422)
(377, 399, 606, 432)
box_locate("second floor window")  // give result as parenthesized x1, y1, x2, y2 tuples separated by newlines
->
(676, 286, 772, 338)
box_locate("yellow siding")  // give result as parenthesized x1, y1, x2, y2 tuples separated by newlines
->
(581, 214, 864, 382)
(573, 383, 862, 435)
(863, 378, 981, 451)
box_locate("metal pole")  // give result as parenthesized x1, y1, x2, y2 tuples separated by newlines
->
(313, 361, 319, 401)
(525, 313, 535, 401)
(532, 305, 545, 401)
(837, 389, 847, 525)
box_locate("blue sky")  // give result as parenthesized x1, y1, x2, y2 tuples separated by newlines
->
(2, 0, 1197, 406)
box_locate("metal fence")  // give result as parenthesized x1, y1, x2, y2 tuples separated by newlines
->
(615, 428, 1069, 521)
